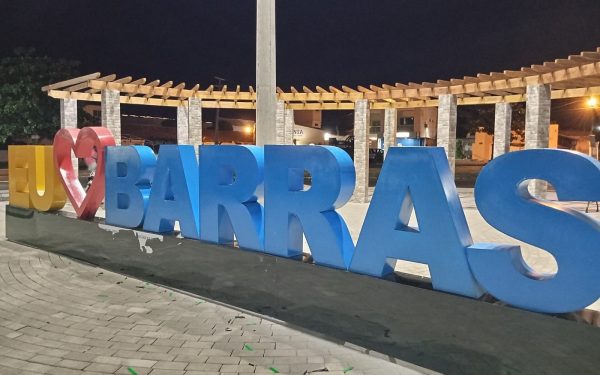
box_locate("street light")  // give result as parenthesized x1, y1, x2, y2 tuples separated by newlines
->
(244, 124, 256, 144)
(587, 96, 598, 108)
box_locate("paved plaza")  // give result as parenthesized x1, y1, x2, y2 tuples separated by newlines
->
(0, 202, 432, 375)
(0, 188, 598, 375)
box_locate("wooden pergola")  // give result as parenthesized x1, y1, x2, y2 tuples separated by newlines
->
(43, 47, 600, 110)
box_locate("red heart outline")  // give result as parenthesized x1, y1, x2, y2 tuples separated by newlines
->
(53, 127, 116, 219)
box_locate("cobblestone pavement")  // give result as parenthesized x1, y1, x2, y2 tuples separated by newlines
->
(0, 204, 431, 375)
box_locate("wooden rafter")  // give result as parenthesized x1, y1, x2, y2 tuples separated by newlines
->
(42, 47, 600, 109)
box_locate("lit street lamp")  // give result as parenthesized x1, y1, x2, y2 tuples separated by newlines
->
(244, 124, 256, 144)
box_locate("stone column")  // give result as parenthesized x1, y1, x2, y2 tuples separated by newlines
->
(60, 98, 78, 173)
(525, 84, 551, 197)
(437, 94, 458, 173)
(383, 107, 397, 158)
(188, 98, 203, 157)
(275, 100, 286, 145)
(352, 99, 370, 203)
(176, 104, 190, 145)
(493, 102, 512, 158)
(284, 108, 294, 145)
(256, 0, 277, 146)
(101, 89, 121, 145)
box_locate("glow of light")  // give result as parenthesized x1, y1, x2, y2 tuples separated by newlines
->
(324, 132, 331, 141)
(244, 125, 253, 134)
(587, 96, 598, 108)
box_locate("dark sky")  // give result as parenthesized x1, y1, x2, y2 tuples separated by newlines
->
(2, 0, 600, 88)
(1, 0, 599, 131)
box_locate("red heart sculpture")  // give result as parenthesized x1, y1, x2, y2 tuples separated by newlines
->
(53, 127, 116, 219)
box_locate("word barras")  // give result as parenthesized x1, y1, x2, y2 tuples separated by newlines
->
(8, 127, 600, 314)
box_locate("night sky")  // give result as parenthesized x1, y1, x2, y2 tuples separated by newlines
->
(1, 0, 600, 129)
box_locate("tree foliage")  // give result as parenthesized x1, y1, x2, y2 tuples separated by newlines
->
(0, 48, 80, 144)
(457, 103, 526, 138)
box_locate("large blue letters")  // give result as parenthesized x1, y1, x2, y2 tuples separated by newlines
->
(350, 147, 484, 298)
(468, 149, 600, 313)
(97, 143, 600, 314)
(264, 146, 355, 269)
(105, 146, 156, 228)
(143, 145, 200, 239)
(199, 145, 264, 251)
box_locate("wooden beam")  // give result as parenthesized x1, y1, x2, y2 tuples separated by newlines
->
(41, 72, 101, 92)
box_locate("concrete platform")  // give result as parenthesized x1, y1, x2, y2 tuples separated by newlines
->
(5, 205, 600, 375)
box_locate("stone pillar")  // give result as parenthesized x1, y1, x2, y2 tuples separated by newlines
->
(275, 100, 286, 145)
(352, 99, 370, 203)
(284, 108, 294, 145)
(525, 84, 551, 197)
(176, 104, 190, 145)
(60, 98, 78, 173)
(383, 108, 397, 158)
(493, 102, 512, 158)
(437, 94, 458, 173)
(256, 0, 277, 146)
(188, 98, 203, 157)
(101, 89, 121, 145)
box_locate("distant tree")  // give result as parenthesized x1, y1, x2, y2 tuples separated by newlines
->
(0, 48, 80, 144)
(457, 103, 526, 139)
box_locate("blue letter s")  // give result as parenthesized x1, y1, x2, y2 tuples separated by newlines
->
(468, 149, 600, 313)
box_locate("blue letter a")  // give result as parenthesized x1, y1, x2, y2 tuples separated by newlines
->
(143, 145, 200, 239)
(350, 147, 483, 298)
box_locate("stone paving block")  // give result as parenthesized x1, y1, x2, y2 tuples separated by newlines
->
(154, 338, 186, 347)
(2, 348, 36, 361)
(115, 349, 148, 359)
(141, 351, 177, 362)
(56, 358, 91, 370)
(29, 353, 62, 366)
(220, 364, 256, 372)
(116, 366, 152, 375)
(205, 355, 240, 365)
(199, 348, 232, 356)
(148, 370, 185, 375)
(153, 361, 189, 370)
(172, 354, 209, 363)
(110, 341, 144, 351)
(265, 349, 297, 357)
(184, 362, 222, 371)
(168, 347, 202, 356)
(111, 334, 143, 343)
(84, 346, 118, 356)
(85, 362, 122, 373)
(63, 351, 99, 362)
(181, 340, 213, 349)
(232, 348, 266, 357)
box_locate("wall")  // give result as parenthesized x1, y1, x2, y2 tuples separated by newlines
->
(295, 110, 322, 129)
